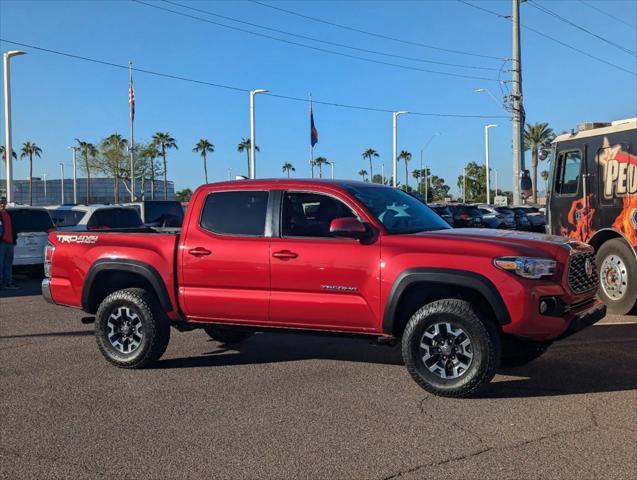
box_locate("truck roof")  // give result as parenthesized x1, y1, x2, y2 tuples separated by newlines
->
(198, 179, 389, 189)
(553, 117, 636, 143)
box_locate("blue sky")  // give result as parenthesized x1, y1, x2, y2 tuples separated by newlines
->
(1, 0, 636, 195)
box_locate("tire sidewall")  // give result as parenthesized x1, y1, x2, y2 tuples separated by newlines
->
(596, 239, 637, 315)
(402, 301, 499, 396)
(95, 291, 158, 367)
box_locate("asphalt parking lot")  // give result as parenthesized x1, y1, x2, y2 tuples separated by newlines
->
(1, 277, 635, 480)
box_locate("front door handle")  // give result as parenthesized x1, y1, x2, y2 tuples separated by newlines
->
(188, 247, 211, 257)
(272, 250, 298, 260)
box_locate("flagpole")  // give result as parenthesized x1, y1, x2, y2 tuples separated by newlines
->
(309, 94, 314, 179)
(129, 61, 135, 201)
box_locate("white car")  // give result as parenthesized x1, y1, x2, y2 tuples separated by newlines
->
(46, 204, 144, 231)
(6, 206, 54, 273)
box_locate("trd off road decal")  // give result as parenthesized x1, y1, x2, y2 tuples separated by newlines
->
(56, 235, 99, 244)
(599, 138, 637, 198)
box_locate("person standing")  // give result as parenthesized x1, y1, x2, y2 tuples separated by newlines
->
(0, 196, 18, 290)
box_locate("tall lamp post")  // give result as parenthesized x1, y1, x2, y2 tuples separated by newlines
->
(392, 111, 409, 187)
(484, 124, 498, 204)
(249, 89, 268, 179)
(329, 160, 335, 179)
(42, 173, 47, 203)
(419, 132, 441, 200)
(59, 162, 65, 204)
(3, 50, 27, 203)
(69, 146, 78, 204)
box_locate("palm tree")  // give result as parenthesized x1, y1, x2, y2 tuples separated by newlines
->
(152, 132, 178, 199)
(192, 139, 214, 184)
(19, 142, 42, 205)
(75, 139, 97, 204)
(398, 150, 412, 190)
(141, 143, 160, 200)
(282, 162, 295, 178)
(313, 157, 329, 178)
(0, 145, 17, 164)
(358, 169, 368, 181)
(361, 148, 379, 181)
(237, 137, 259, 176)
(540, 170, 550, 199)
(524, 122, 555, 204)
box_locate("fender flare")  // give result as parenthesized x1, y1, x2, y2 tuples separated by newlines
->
(382, 268, 511, 335)
(82, 259, 173, 313)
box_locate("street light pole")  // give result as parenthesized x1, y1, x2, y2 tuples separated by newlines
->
(249, 89, 268, 179)
(392, 111, 409, 187)
(59, 162, 65, 204)
(3, 50, 27, 203)
(484, 124, 498, 204)
(474, 88, 503, 110)
(69, 146, 78, 204)
(380, 163, 385, 184)
(329, 160, 335, 179)
(42, 173, 47, 202)
(494, 169, 499, 196)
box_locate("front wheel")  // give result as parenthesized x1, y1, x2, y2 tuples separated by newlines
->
(95, 288, 170, 368)
(401, 299, 501, 398)
(596, 239, 637, 315)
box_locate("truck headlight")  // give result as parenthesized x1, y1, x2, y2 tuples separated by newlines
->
(494, 257, 556, 279)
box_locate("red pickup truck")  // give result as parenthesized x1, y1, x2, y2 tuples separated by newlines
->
(43, 180, 606, 397)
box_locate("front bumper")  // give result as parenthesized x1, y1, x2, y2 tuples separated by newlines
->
(556, 302, 607, 340)
(42, 278, 54, 304)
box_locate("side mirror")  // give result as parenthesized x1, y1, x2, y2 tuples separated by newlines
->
(329, 217, 367, 240)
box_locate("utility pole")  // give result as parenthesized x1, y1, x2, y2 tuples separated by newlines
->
(249, 89, 268, 179)
(3, 50, 26, 203)
(59, 163, 65, 204)
(511, 0, 524, 206)
(392, 111, 409, 187)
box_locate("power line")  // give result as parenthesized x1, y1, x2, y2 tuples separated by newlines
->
(456, 0, 637, 76)
(528, 0, 636, 56)
(132, 0, 498, 82)
(0, 38, 509, 119)
(163, 0, 498, 72)
(248, 0, 505, 61)
(579, 0, 636, 30)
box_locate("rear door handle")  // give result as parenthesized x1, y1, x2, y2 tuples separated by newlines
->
(272, 250, 298, 260)
(188, 247, 211, 257)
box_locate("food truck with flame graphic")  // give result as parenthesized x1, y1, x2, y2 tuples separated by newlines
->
(548, 118, 637, 314)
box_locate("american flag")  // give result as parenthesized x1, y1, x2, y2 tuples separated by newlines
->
(129, 74, 135, 123)
(310, 103, 318, 147)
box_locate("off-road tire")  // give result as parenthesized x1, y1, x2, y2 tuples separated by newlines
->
(596, 239, 637, 315)
(501, 337, 551, 367)
(402, 299, 501, 398)
(203, 325, 253, 344)
(95, 288, 170, 368)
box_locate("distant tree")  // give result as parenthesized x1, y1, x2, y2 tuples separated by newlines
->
(152, 132, 178, 200)
(237, 138, 259, 177)
(361, 148, 379, 181)
(358, 169, 368, 181)
(457, 161, 487, 203)
(139, 142, 161, 200)
(75, 139, 98, 204)
(96, 133, 128, 202)
(371, 173, 385, 185)
(193, 138, 214, 184)
(398, 150, 412, 190)
(282, 162, 295, 178)
(313, 157, 329, 178)
(20, 142, 42, 205)
(540, 170, 550, 198)
(429, 175, 451, 202)
(0, 145, 17, 163)
(524, 122, 555, 204)
(175, 188, 193, 202)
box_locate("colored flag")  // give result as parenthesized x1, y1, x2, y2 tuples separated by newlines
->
(129, 72, 135, 123)
(310, 103, 319, 147)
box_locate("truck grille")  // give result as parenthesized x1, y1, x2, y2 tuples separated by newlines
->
(568, 251, 598, 295)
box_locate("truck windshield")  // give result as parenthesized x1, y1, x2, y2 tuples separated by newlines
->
(345, 185, 451, 234)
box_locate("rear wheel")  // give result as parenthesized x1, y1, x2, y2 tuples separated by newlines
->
(401, 299, 501, 398)
(596, 239, 637, 315)
(95, 288, 170, 368)
(203, 325, 253, 344)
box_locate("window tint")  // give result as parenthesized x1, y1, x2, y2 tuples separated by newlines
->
(8, 209, 54, 233)
(201, 191, 269, 236)
(282, 192, 356, 237)
(49, 210, 85, 227)
(555, 151, 581, 195)
(87, 208, 144, 229)
(144, 201, 184, 227)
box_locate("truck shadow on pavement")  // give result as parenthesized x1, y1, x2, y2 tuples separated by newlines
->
(156, 324, 637, 398)
(0, 330, 93, 340)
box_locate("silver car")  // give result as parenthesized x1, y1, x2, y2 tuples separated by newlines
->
(7, 206, 54, 273)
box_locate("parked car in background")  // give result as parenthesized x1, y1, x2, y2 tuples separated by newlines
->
(7, 206, 54, 275)
(515, 205, 546, 232)
(478, 205, 516, 229)
(448, 204, 484, 228)
(428, 204, 453, 225)
(46, 205, 144, 231)
(121, 200, 184, 229)
(506, 207, 533, 231)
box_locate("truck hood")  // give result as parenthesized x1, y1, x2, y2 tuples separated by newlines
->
(407, 228, 578, 259)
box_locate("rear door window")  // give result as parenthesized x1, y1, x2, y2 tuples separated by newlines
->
(8, 209, 54, 233)
(200, 191, 269, 236)
(87, 208, 144, 229)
